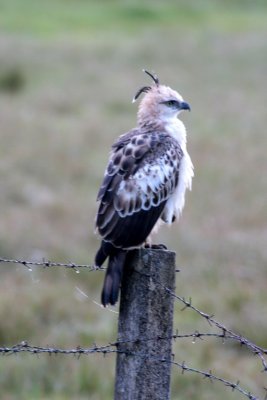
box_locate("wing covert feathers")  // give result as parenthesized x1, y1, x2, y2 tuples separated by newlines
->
(96, 129, 183, 249)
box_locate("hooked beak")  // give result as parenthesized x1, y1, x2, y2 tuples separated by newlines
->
(180, 101, 191, 111)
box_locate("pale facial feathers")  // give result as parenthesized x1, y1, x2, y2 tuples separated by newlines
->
(137, 85, 186, 126)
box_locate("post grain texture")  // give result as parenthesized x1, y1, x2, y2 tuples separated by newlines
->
(114, 248, 176, 400)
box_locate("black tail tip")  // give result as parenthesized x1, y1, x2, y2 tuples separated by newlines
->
(101, 291, 118, 307)
(100, 249, 127, 307)
(101, 272, 120, 307)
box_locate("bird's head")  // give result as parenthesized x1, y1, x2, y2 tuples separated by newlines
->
(133, 70, 190, 127)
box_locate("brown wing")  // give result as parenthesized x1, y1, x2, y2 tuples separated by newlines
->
(96, 130, 183, 249)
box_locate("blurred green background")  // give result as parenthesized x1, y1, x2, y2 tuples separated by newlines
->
(0, 0, 267, 399)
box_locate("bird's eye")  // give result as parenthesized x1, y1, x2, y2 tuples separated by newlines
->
(165, 100, 178, 107)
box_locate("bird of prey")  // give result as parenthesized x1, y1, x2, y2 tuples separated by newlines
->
(94, 70, 194, 307)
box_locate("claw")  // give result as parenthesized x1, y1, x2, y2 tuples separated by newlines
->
(144, 243, 167, 250)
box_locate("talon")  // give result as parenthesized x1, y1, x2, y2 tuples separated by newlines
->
(150, 244, 168, 250)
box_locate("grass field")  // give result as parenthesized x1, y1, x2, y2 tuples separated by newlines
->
(0, 0, 267, 399)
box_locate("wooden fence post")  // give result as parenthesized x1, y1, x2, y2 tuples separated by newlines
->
(114, 248, 176, 400)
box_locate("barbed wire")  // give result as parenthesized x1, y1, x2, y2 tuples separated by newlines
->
(0, 340, 260, 400)
(0, 331, 234, 355)
(0, 257, 104, 272)
(170, 358, 259, 400)
(133, 268, 267, 375)
(1, 256, 266, 366)
(0, 341, 116, 356)
(133, 351, 260, 400)
(162, 285, 267, 373)
(0, 255, 265, 399)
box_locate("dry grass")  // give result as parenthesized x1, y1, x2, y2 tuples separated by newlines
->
(0, 1, 267, 398)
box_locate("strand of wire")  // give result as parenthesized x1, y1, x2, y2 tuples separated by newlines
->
(0, 257, 104, 272)
(0, 331, 234, 355)
(0, 341, 259, 400)
(170, 358, 259, 400)
(0, 341, 116, 356)
(163, 285, 267, 372)
(1, 256, 266, 370)
(1, 255, 266, 391)
(114, 330, 242, 346)
(134, 268, 267, 372)
(131, 351, 260, 400)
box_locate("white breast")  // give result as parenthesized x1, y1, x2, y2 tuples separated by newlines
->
(163, 119, 194, 224)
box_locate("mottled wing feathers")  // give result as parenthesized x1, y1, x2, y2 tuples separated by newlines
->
(96, 130, 183, 249)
